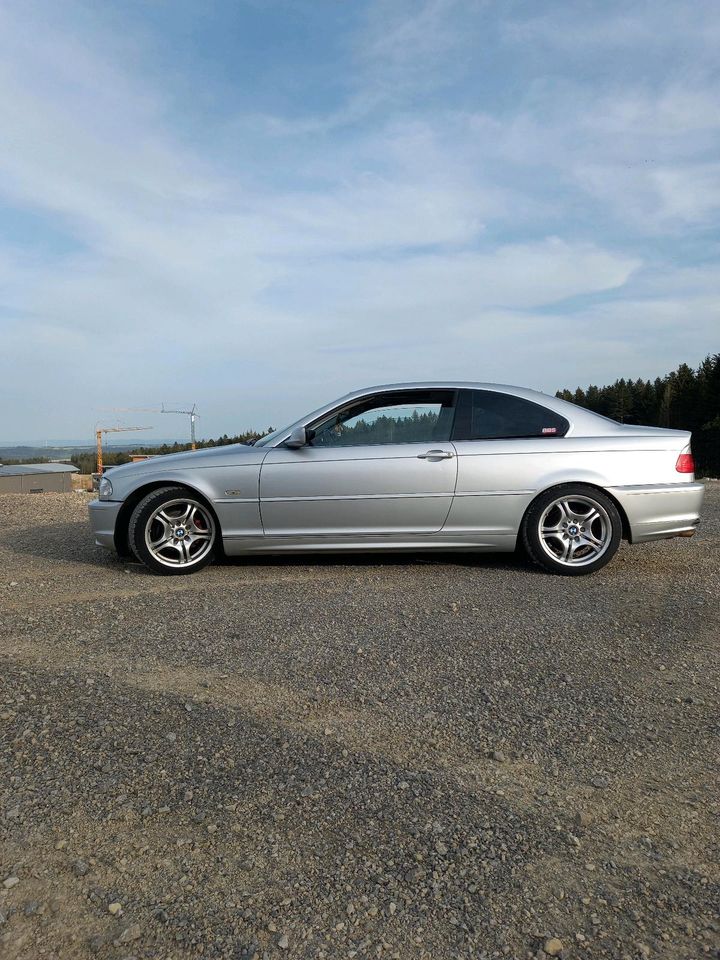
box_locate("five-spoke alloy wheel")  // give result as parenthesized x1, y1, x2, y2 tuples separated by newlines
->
(522, 484, 622, 576)
(128, 486, 218, 575)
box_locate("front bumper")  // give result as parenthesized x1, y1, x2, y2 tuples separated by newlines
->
(88, 498, 123, 550)
(608, 482, 705, 544)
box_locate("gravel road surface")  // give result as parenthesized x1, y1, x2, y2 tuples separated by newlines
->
(1, 487, 718, 960)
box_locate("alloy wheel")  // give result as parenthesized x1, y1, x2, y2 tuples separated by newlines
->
(538, 495, 612, 568)
(144, 498, 215, 569)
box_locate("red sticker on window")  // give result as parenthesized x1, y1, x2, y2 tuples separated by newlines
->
(542, 426, 557, 434)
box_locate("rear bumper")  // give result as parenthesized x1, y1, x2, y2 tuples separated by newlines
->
(88, 498, 123, 550)
(608, 482, 705, 544)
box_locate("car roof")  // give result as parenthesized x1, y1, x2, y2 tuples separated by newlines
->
(340, 380, 563, 403)
(265, 381, 688, 444)
(271, 380, 628, 440)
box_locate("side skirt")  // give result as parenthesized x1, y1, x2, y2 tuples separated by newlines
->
(221, 533, 518, 556)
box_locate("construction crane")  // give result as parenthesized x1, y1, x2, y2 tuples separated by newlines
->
(100, 406, 159, 415)
(162, 403, 199, 451)
(96, 425, 153, 474)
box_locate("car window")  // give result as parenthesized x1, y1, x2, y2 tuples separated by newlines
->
(453, 389, 569, 440)
(309, 391, 456, 447)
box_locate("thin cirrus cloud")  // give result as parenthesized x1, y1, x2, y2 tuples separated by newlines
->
(0, 0, 718, 442)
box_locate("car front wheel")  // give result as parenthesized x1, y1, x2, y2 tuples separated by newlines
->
(128, 486, 218, 575)
(522, 484, 621, 576)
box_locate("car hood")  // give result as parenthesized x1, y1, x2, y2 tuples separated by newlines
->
(105, 443, 261, 480)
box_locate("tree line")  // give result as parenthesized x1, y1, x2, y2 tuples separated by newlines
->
(68, 428, 274, 475)
(0, 429, 273, 476)
(315, 410, 440, 447)
(3, 356, 718, 476)
(556, 354, 720, 475)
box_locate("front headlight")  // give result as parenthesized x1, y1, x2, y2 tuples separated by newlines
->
(98, 476, 113, 499)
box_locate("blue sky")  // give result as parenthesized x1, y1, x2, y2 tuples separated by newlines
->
(1, 0, 718, 443)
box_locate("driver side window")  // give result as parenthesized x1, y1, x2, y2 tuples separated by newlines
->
(310, 391, 456, 447)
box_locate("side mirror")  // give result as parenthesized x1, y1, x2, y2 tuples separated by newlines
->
(285, 426, 308, 449)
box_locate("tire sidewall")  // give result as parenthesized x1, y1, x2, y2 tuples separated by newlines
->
(128, 486, 218, 576)
(523, 485, 622, 576)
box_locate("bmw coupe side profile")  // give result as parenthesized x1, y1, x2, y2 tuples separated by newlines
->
(89, 382, 704, 576)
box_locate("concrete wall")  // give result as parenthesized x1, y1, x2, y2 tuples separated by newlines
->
(0, 472, 75, 493)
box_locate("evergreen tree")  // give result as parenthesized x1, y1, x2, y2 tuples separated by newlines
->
(557, 354, 720, 475)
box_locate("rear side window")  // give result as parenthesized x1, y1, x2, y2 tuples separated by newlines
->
(453, 389, 569, 440)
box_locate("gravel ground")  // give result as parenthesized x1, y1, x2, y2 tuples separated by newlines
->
(0, 487, 718, 960)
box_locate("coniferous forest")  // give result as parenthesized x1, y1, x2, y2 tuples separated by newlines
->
(556, 354, 720, 475)
(3, 356, 719, 477)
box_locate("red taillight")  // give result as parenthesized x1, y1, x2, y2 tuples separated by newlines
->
(676, 453, 695, 473)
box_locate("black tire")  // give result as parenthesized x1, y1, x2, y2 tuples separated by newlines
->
(128, 486, 218, 576)
(521, 484, 622, 576)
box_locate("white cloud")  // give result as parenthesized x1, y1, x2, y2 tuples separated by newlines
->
(651, 165, 720, 223)
(274, 239, 640, 322)
(0, 0, 719, 440)
(503, 1, 720, 61)
(587, 88, 720, 139)
(356, 0, 474, 85)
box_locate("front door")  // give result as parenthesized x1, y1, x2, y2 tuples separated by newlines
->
(259, 390, 458, 537)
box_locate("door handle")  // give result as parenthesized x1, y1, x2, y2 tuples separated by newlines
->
(417, 449, 454, 459)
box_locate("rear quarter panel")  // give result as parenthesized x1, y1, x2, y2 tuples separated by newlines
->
(445, 435, 692, 538)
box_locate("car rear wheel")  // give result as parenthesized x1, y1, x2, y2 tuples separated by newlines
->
(128, 486, 217, 575)
(522, 484, 621, 576)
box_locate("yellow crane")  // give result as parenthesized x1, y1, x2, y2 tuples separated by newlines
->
(96, 425, 153, 474)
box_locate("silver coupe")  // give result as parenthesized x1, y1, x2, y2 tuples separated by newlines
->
(89, 382, 704, 576)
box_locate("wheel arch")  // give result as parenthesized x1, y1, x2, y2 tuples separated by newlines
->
(114, 480, 222, 557)
(520, 481, 631, 542)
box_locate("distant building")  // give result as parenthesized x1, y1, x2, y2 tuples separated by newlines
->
(0, 462, 79, 493)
